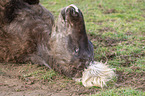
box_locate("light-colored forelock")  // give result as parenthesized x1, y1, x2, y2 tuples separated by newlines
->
(81, 61, 116, 88)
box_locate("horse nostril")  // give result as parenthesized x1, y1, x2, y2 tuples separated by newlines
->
(71, 8, 79, 17)
(72, 10, 78, 17)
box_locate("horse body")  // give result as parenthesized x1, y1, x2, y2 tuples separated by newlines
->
(0, 0, 115, 87)
(0, 0, 93, 78)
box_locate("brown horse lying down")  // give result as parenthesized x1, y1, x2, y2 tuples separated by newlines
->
(0, 0, 115, 87)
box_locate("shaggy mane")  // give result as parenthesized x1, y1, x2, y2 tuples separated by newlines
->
(4, 0, 27, 23)
(4, 0, 39, 23)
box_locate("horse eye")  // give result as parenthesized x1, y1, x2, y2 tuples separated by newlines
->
(75, 48, 79, 53)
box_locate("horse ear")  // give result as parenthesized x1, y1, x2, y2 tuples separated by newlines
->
(23, 0, 39, 5)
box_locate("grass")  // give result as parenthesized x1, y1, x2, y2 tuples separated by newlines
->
(92, 88, 145, 96)
(20, 64, 57, 81)
(40, 0, 145, 95)
(23, 70, 56, 80)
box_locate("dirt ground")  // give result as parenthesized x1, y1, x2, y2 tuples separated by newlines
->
(0, 63, 144, 96)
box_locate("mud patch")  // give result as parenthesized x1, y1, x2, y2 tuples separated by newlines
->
(97, 4, 117, 14)
(116, 71, 145, 91)
(119, 53, 145, 67)
(0, 63, 144, 96)
(88, 34, 122, 47)
(103, 9, 117, 14)
(98, 27, 115, 33)
(0, 63, 99, 96)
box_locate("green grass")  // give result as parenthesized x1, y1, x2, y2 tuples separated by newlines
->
(0, 68, 5, 75)
(92, 88, 145, 96)
(23, 69, 56, 81)
(40, 0, 145, 95)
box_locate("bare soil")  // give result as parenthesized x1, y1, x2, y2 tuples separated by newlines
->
(0, 63, 144, 96)
(0, 63, 98, 96)
(116, 70, 145, 91)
